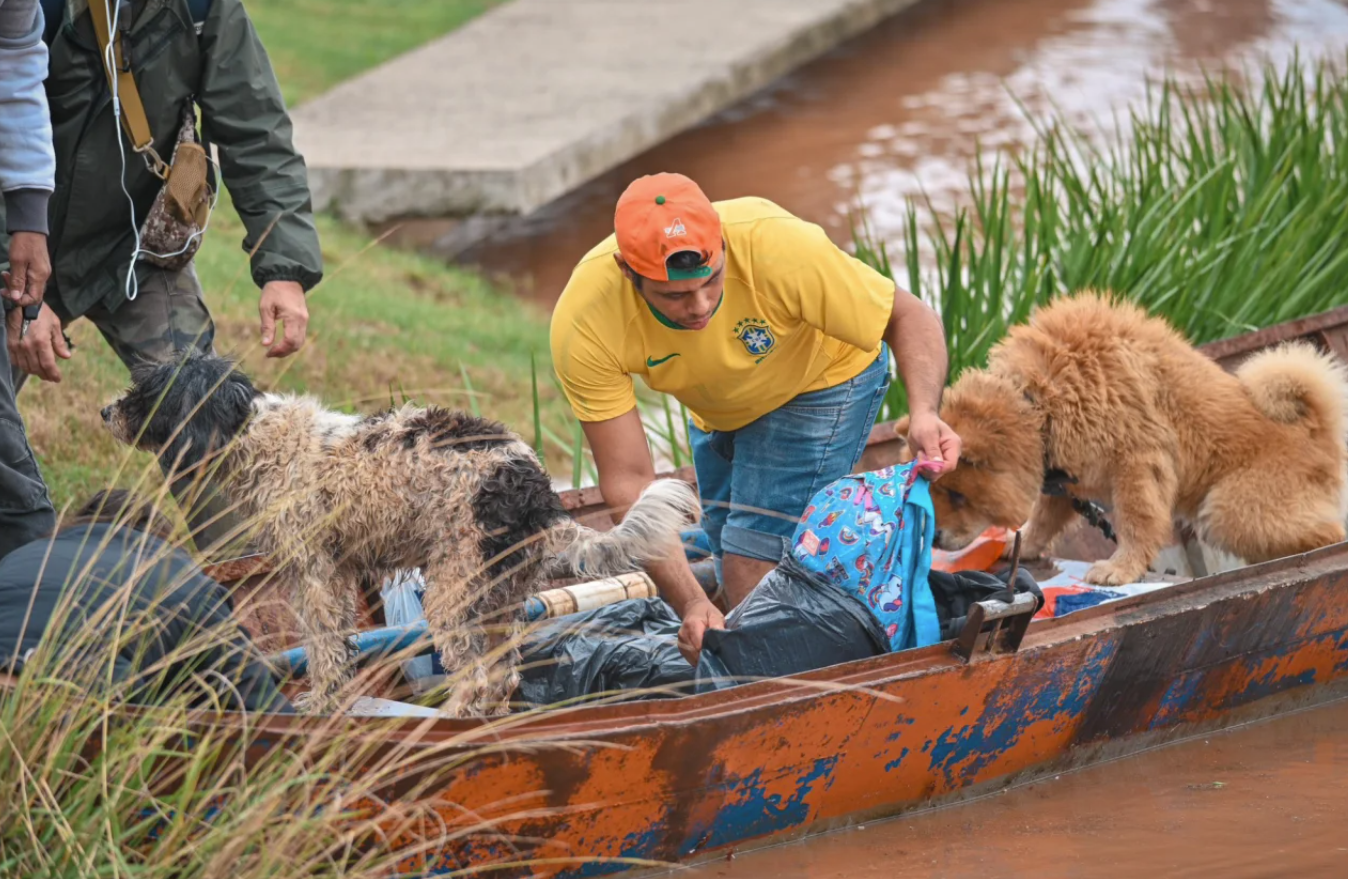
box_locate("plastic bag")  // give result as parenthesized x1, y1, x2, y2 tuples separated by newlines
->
(515, 557, 1046, 707)
(379, 569, 441, 694)
(516, 598, 694, 707)
(516, 556, 888, 705)
(692, 555, 888, 692)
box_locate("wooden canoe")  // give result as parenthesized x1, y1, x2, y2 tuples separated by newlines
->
(203, 304, 1348, 877)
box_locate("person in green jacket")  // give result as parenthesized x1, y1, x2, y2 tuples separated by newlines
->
(0, 0, 324, 556)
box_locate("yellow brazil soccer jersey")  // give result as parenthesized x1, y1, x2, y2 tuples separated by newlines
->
(549, 197, 895, 433)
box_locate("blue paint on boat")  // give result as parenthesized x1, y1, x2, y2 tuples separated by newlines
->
(674, 756, 838, 857)
(927, 641, 1115, 787)
(884, 747, 911, 773)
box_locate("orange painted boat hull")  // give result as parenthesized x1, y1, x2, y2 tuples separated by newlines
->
(226, 542, 1348, 877)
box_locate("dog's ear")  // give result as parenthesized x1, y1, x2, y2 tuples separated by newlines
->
(939, 371, 1039, 472)
(890, 414, 913, 464)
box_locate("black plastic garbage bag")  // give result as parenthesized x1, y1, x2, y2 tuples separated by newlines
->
(692, 555, 888, 693)
(516, 598, 694, 707)
(515, 558, 1044, 708)
(516, 556, 886, 706)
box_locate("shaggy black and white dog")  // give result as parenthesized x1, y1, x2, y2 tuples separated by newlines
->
(102, 352, 699, 716)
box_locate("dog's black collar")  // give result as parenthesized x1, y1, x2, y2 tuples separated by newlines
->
(1024, 389, 1118, 544)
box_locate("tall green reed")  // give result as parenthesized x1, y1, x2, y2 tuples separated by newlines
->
(857, 52, 1348, 421)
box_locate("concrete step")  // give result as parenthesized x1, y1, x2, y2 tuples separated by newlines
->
(291, 0, 923, 225)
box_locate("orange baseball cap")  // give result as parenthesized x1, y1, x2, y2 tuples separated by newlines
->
(614, 173, 723, 281)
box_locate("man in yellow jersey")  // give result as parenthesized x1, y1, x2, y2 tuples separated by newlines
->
(550, 173, 960, 661)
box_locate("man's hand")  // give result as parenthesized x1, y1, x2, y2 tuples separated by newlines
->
(905, 410, 962, 479)
(677, 597, 726, 665)
(6, 301, 72, 383)
(258, 280, 308, 358)
(5, 233, 51, 307)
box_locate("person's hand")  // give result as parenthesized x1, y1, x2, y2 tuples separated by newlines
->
(677, 597, 726, 665)
(258, 280, 308, 358)
(6, 300, 72, 383)
(905, 410, 962, 479)
(5, 233, 51, 307)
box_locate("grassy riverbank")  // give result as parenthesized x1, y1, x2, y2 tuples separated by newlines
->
(247, 0, 506, 107)
(15, 0, 577, 511)
(19, 203, 576, 510)
(859, 53, 1348, 419)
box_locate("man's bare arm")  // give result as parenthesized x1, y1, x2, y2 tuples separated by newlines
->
(883, 286, 962, 473)
(581, 409, 724, 660)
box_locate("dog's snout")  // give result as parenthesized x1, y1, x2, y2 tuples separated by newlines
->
(100, 405, 112, 421)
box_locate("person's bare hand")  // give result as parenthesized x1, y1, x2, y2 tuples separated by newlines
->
(677, 598, 726, 665)
(4, 233, 51, 307)
(258, 280, 308, 358)
(905, 410, 962, 479)
(6, 301, 72, 383)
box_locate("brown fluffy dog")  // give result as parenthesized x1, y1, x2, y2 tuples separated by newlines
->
(101, 353, 700, 716)
(897, 292, 1348, 585)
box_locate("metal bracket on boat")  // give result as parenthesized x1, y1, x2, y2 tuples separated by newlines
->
(952, 532, 1037, 662)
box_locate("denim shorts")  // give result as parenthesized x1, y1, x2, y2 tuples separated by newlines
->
(688, 346, 892, 569)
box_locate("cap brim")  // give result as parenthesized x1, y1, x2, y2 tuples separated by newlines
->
(666, 265, 714, 281)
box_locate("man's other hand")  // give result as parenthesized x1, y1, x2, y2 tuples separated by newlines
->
(258, 280, 308, 358)
(905, 410, 962, 479)
(677, 597, 726, 665)
(6, 301, 72, 383)
(5, 233, 51, 307)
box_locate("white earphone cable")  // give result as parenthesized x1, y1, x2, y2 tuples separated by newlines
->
(99, 0, 220, 303)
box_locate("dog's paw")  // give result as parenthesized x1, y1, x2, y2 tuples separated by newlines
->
(1084, 559, 1146, 586)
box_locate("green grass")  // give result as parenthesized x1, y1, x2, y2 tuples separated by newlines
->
(19, 201, 575, 510)
(857, 52, 1348, 421)
(246, 0, 506, 107)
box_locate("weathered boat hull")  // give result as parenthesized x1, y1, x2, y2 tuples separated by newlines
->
(227, 541, 1348, 877)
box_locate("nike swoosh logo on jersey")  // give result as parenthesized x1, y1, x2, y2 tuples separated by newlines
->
(646, 353, 681, 367)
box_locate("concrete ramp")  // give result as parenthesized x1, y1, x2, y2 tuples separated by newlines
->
(291, 0, 922, 224)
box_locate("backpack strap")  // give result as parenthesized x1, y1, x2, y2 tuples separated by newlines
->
(86, 0, 168, 177)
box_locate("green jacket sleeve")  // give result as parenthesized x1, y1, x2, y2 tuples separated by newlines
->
(197, 0, 323, 293)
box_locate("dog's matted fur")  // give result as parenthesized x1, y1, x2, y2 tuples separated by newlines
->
(102, 352, 700, 715)
(897, 292, 1348, 585)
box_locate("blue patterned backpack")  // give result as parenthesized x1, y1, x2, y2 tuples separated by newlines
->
(789, 461, 941, 652)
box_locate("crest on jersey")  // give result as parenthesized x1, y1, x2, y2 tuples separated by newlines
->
(734, 317, 776, 357)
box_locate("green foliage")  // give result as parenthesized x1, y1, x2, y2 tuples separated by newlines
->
(246, 0, 506, 107)
(856, 52, 1348, 421)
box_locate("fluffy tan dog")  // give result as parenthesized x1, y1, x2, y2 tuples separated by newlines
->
(897, 292, 1348, 584)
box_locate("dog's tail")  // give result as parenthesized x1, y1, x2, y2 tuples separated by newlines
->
(1236, 341, 1348, 439)
(546, 478, 701, 575)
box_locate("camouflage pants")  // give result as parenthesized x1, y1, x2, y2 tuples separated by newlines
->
(13, 263, 246, 561)
(0, 327, 56, 562)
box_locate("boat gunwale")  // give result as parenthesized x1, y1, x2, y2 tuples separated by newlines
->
(212, 538, 1348, 745)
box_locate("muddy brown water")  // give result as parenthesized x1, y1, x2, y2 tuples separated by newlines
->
(431, 0, 1348, 872)
(678, 698, 1348, 879)
(445, 0, 1348, 306)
